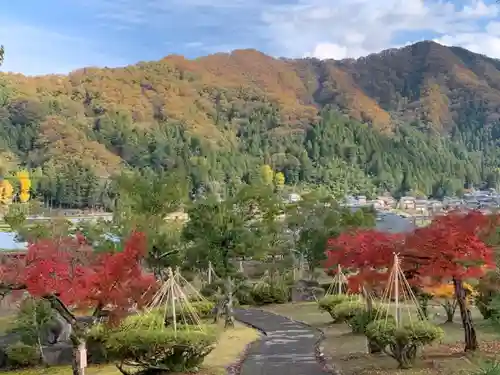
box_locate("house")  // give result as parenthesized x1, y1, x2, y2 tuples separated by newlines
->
(287, 193, 301, 203)
(356, 196, 367, 205)
(414, 199, 429, 214)
(398, 196, 416, 210)
(377, 195, 396, 209)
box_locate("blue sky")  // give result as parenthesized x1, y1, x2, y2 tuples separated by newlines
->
(1, 0, 500, 75)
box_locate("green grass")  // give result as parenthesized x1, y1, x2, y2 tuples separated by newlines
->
(265, 301, 499, 375)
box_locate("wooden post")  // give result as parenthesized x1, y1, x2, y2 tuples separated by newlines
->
(78, 342, 87, 375)
(394, 253, 400, 326)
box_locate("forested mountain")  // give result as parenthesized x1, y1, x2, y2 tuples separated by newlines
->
(0, 40, 499, 208)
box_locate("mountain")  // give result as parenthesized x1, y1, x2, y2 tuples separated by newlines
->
(0, 41, 499, 207)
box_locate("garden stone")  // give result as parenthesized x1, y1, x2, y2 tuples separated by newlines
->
(291, 279, 325, 302)
(42, 342, 73, 366)
(0, 332, 21, 368)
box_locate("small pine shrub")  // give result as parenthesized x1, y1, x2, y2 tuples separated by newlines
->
(317, 295, 358, 322)
(5, 342, 40, 368)
(104, 326, 217, 373)
(348, 305, 390, 334)
(332, 300, 364, 324)
(251, 282, 289, 305)
(365, 319, 444, 369)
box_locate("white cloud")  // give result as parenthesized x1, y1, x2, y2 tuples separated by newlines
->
(435, 33, 500, 58)
(3, 0, 500, 75)
(260, 0, 500, 60)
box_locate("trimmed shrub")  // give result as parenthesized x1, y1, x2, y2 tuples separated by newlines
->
(348, 305, 389, 334)
(251, 282, 289, 305)
(104, 326, 217, 373)
(365, 319, 444, 369)
(332, 300, 364, 323)
(317, 295, 358, 322)
(151, 301, 215, 326)
(5, 342, 40, 368)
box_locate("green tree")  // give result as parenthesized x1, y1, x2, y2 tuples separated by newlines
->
(114, 169, 188, 278)
(183, 185, 275, 277)
(286, 192, 376, 278)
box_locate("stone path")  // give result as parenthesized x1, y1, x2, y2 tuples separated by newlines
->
(234, 308, 331, 375)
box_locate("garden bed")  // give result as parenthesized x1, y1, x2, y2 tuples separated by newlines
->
(265, 302, 500, 375)
(1, 322, 259, 375)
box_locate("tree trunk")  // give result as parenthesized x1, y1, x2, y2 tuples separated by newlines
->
(453, 278, 478, 351)
(362, 285, 382, 354)
(442, 300, 457, 323)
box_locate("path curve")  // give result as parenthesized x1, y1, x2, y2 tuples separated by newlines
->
(234, 308, 335, 375)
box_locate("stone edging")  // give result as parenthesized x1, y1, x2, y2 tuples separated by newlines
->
(225, 321, 266, 375)
(251, 308, 343, 375)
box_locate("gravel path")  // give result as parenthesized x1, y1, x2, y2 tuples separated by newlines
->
(234, 308, 332, 375)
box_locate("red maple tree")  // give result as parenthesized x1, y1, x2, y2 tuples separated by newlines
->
(325, 229, 404, 293)
(402, 211, 495, 351)
(325, 210, 497, 352)
(0, 231, 157, 374)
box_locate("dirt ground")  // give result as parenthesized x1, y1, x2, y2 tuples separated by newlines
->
(265, 301, 499, 375)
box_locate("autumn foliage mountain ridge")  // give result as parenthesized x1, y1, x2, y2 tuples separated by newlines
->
(0, 40, 498, 200)
(5, 40, 500, 135)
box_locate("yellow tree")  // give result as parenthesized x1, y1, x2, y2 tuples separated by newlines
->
(274, 171, 285, 190)
(260, 164, 274, 186)
(0, 178, 14, 216)
(424, 282, 476, 323)
(17, 170, 31, 203)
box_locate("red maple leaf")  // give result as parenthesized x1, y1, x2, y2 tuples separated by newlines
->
(325, 229, 404, 292)
(0, 231, 157, 323)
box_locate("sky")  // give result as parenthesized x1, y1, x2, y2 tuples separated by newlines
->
(1, 0, 500, 76)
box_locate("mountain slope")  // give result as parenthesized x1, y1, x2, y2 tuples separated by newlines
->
(0, 40, 499, 207)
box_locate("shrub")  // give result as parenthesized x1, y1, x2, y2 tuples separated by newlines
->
(153, 301, 215, 326)
(5, 342, 40, 368)
(201, 278, 255, 306)
(104, 326, 217, 373)
(365, 319, 444, 369)
(333, 300, 364, 323)
(348, 305, 389, 334)
(318, 295, 358, 322)
(8, 297, 54, 346)
(471, 359, 500, 375)
(251, 282, 289, 305)
(476, 271, 500, 319)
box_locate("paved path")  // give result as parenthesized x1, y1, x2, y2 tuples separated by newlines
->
(234, 308, 331, 375)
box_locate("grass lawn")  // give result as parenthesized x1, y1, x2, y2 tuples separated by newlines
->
(2, 322, 260, 375)
(265, 301, 499, 375)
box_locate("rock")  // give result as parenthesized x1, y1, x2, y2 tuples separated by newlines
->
(291, 280, 325, 302)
